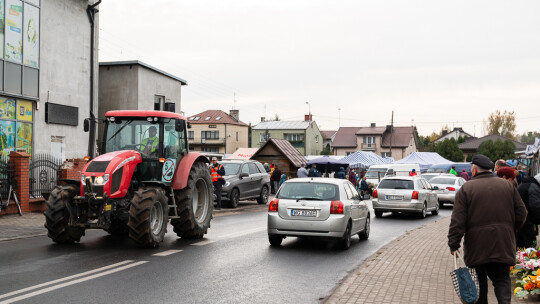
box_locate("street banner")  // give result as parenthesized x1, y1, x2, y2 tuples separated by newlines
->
(23, 3, 38, 67)
(5, 0, 22, 63)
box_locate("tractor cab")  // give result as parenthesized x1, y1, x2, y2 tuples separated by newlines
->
(100, 111, 188, 182)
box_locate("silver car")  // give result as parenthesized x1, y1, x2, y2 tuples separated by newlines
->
(429, 174, 466, 207)
(372, 176, 439, 218)
(267, 178, 370, 250)
(220, 160, 271, 208)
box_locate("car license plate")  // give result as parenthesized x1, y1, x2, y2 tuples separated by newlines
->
(386, 195, 403, 200)
(291, 209, 317, 217)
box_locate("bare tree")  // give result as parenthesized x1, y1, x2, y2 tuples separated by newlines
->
(485, 110, 516, 139)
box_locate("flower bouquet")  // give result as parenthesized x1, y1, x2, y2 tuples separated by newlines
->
(512, 247, 540, 299)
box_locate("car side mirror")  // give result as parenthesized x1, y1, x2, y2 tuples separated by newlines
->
(187, 122, 192, 129)
(433, 186, 439, 190)
(240, 172, 249, 178)
(83, 118, 90, 132)
(175, 119, 185, 132)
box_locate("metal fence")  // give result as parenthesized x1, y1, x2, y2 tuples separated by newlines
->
(29, 153, 63, 198)
(0, 154, 12, 198)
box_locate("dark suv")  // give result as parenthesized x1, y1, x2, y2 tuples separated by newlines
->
(219, 160, 271, 208)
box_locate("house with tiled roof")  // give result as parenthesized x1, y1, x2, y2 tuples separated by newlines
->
(434, 127, 475, 143)
(458, 134, 527, 161)
(187, 109, 248, 154)
(320, 130, 337, 150)
(251, 116, 323, 156)
(250, 138, 307, 178)
(332, 123, 418, 160)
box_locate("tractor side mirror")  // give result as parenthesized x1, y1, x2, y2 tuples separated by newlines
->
(175, 119, 185, 132)
(433, 186, 439, 190)
(83, 119, 90, 132)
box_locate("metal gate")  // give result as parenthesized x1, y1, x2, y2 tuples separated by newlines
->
(29, 154, 62, 198)
(0, 154, 12, 198)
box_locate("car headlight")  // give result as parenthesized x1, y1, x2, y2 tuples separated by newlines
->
(224, 182, 230, 187)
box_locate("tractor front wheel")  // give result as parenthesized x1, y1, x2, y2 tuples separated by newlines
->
(171, 162, 213, 239)
(44, 184, 85, 244)
(128, 187, 168, 247)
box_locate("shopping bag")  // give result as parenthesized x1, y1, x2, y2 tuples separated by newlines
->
(450, 251, 479, 304)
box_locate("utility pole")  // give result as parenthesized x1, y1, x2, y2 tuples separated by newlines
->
(306, 101, 311, 156)
(389, 110, 394, 158)
(338, 108, 341, 127)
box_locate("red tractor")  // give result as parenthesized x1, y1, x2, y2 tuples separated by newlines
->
(44, 110, 213, 247)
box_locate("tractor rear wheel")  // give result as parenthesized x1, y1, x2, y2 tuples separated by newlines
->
(44, 184, 85, 243)
(127, 187, 168, 247)
(171, 162, 213, 239)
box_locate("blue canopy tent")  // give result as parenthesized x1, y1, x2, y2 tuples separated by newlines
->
(394, 152, 453, 172)
(341, 151, 393, 169)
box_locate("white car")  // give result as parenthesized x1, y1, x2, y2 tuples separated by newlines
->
(267, 178, 370, 250)
(429, 175, 466, 207)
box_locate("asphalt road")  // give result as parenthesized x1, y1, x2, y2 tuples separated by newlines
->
(0, 202, 452, 304)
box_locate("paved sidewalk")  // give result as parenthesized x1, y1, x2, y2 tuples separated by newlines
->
(327, 216, 520, 303)
(0, 212, 46, 242)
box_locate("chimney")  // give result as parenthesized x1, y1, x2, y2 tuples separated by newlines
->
(261, 117, 265, 122)
(370, 123, 376, 127)
(386, 125, 392, 133)
(442, 130, 448, 136)
(304, 114, 312, 121)
(230, 109, 239, 121)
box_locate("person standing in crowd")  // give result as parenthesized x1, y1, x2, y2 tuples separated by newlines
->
(297, 164, 309, 178)
(460, 169, 469, 181)
(409, 168, 417, 176)
(448, 154, 527, 304)
(335, 167, 346, 179)
(271, 165, 281, 194)
(516, 175, 540, 248)
(269, 164, 276, 193)
(308, 164, 319, 177)
(497, 167, 518, 188)
(360, 175, 370, 197)
(263, 163, 271, 174)
(494, 159, 507, 175)
(449, 166, 457, 176)
(348, 169, 357, 188)
(210, 157, 225, 210)
(516, 165, 526, 185)
(280, 173, 287, 187)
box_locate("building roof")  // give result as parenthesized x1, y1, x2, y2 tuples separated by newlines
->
(320, 130, 337, 140)
(99, 60, 188, 85)
(458, 134, 527, 151)
(188, 110, 248, 127)
(332, 127, 360, 148)
(355, 127, 386, 135)
(252, 139, 306, 167)
(434, 127, 475, 142)
(380, 126, 415, 148)
(252, 121, 310, 130)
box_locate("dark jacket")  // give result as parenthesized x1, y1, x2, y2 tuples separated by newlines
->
(271, 168, 281, 181)
(360, 179, 368, 190)
(308, 167, 319, 177)
(516, 176, 540, 248)
(460, 170, 469, 181)
(335, 167, 346, 179)
(448, 171, 527, 266)
(348, 171, 357, 186)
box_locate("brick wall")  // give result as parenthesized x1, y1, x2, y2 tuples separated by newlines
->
(60, 158, 88, 181)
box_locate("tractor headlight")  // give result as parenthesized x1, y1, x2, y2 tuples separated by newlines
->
(94, 174, 109, 185)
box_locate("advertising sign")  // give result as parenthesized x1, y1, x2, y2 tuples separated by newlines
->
(17, 99, 32, 121)
(16, 121, 31, 154)
(0, 120, 15, 153)
(23, 3, 38, 67)
(5, 0, 22, 63)
(0, 97, 16, 119)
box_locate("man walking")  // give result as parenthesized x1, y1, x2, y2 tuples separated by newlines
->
(271, 165, 281, 194)
(297, 164, 309, 178)
(210, 157, 225, 210)
(448, 154, 527, 304)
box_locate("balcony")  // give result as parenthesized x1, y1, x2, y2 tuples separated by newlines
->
(189, 138, 226, 146)
(361, 143, 376, 151)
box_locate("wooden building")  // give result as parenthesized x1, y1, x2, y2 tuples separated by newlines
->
(251, 139, 306, 178)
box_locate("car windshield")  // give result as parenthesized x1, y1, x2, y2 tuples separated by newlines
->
(378, 179, 414, 190)
(422, 174, 438, 181)
(429, 177, 456, 185)
(366, 168, 387, 178)
(222, 163, 241, 175)
(277, 182, 339, 201)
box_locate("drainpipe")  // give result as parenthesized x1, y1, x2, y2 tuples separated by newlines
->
(86, 0, 102, 158)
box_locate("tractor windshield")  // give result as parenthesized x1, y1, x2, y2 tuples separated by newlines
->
(103, 118, 186, 160)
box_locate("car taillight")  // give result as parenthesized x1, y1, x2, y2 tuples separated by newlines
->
(330, 201, 344, 214)
(446, 187, 456, 191)
(412, 191, 419, 200)
(268, 198, 279, 212)
(373, 190, 378, 198)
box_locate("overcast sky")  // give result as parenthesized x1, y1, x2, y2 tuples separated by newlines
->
(99, 0, 539, 137)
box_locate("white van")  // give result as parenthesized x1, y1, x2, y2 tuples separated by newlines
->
(365, 164, 421, 187)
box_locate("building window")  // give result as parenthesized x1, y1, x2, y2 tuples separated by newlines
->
(363, 136, 376, 144)
(201, 131, 219, 139)
(188, 131, 194, 139)
(205, 117, 211, 121)
(202, 147, 219, 153)
(284, 133, 304, 142)
(216, 116, 221, 121)
(315, 135, 319, 143)
(154, 95, 164, 110)
(381, 152, 392, 158)
(193, 117, 200, 121)
(260, 133, 271, 142)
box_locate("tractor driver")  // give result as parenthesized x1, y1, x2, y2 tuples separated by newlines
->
(141, 126, 159, 157)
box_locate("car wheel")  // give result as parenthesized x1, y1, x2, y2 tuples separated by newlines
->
(374, 211, 383, 218)
(338, 223, 352, 250)
(438, 199, 444, 208)
(359, 216, 370, 240)
(257, 186, 269, 205)
(229, 188, 239, 208)
(268, 235, 283, 246)
(419, 202, 427, 219)
(431, 201, 440, 215)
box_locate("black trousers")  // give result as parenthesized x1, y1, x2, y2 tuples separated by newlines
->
(475, 263, 512, 304)
(213, 181, 222, 209)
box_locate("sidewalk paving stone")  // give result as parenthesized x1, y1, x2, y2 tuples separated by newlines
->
(0, 212, 46, 242)
(326, 216, 523, 303)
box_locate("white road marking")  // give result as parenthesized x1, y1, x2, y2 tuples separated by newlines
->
(0, 261, 148, 304)
(152, 249, 183, 256)
(0, 260, 134, 300)
(191, 226, 266, 246)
